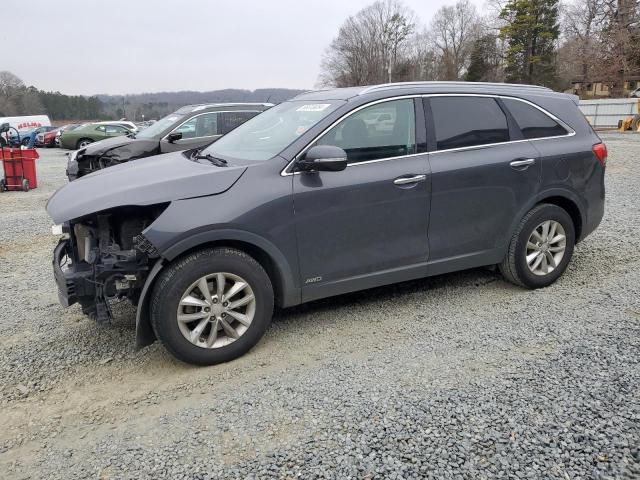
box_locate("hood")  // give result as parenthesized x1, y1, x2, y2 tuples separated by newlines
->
(80, 135, 136, 155)
(47, 152, 247, 224)
(77, 135, 160, 164)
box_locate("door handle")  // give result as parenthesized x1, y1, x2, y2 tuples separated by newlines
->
(394, 174, 426, 185)
(510, 158, 536, 169)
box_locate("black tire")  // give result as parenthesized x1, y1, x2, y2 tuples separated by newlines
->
(21, 137, 30, 147)
(76, 138, 93, 149)
(150, 247, 274, 365)
(500, 203, 575, 289)
(0, 136, 6, 147)
(0, 179, 5, 192)
(22, 179, 29, 192)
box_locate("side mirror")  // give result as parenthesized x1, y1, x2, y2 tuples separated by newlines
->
(297, 145, 347, 172)
(0, 123, 10, 134)
(167, 132, 183, 143)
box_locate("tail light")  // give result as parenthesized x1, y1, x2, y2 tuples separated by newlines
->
(592, 143, 607, 167)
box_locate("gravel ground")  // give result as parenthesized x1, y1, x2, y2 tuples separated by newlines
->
(0, 135, 638, 479)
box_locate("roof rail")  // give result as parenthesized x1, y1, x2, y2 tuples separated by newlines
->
(191, 102, 275, 108)
(357, 81, 552, 96)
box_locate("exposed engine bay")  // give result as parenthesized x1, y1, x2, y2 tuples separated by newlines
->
(54, 205, 167, 323)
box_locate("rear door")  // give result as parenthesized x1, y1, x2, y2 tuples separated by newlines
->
(425, 95, 541, 266)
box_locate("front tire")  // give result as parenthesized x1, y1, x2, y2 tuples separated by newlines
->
(150, 247, 274, 365)
(76, 138, 93, 149)
(500, 203, 575, 289)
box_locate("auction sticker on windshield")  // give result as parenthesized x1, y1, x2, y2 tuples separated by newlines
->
(296, 104, 331, 112)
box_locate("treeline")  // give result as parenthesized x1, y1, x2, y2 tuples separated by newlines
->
(0, 71, 107, 120)
(320, 0, 640, 97)
(39, 91, 104, 120)
(0, 70, 305, 121)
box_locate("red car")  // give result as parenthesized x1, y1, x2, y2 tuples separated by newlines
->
(36, 128, 60, 147)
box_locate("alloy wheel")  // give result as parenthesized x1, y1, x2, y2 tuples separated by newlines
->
(525, 220, 567, 276)
(176, 272, 256, 349)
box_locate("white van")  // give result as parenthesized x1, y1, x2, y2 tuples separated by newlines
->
(0, 115, 52, 146)
(0, 115, 51, 134)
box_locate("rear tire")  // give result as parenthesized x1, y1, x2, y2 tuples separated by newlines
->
(22, 179, 29, 192)
(150, 247, 274, 365)
(500, 203, 575, 289)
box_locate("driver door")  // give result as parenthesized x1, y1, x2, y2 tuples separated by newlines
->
(160, 112, 222, 152)
(292, 98, 431, 301)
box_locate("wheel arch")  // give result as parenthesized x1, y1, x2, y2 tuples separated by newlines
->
(537, 195, 583, 242)
(504, 189, 586, 256)
(135, 230, 300, 349)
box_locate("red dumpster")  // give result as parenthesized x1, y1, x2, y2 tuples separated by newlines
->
(0, 148, 39, 191)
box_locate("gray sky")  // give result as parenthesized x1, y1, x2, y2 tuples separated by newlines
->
(4, 0, 484, 96)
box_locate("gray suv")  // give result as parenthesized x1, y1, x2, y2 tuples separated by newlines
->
(47, 82, 606, 365)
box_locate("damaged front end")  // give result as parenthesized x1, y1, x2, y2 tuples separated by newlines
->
(67, 138, 159, 181)
(53, 205, 166, 323)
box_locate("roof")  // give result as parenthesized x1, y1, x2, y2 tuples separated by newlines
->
(175, 103, 274, 114)
(293, 81, 554, 101)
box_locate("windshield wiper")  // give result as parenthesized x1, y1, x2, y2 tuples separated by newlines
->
(193, 152, 228, 167)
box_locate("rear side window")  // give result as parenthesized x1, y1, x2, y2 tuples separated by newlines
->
(430, 97, 509, 150)
(502, 98, 568, 139)
(218, 111, 259, 135)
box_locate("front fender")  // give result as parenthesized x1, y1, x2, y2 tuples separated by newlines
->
(135, 229, 300, 349)
(135, 259, 165, 349)
(160, 228, 300, 308)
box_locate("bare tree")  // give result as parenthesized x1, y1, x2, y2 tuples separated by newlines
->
(319, 0, 416, 87)
(382, 12, 415, 82)
(0, 71, 45, 116)
(430, 0, 480, 80)
(562, 0, 607, 91)
(0, 71, 26, 116)
(408, 29, 441, 80)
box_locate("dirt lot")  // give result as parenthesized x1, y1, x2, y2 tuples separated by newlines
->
(0, 136, 638, 479)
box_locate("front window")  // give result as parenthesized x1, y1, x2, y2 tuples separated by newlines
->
(202, 101, 343, 162)
(136, 112, 186, 139)
(105, 125, 129, 134)
(314, 98, 416, 164)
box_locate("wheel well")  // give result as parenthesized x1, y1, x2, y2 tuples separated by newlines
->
(538, 196, 583, 241)
(175, 240, 286, 308)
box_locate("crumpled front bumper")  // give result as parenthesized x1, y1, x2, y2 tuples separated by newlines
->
(52, 239, 93, 307)
(66, 151, 80, 181)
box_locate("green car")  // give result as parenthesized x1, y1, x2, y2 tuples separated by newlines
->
(59, 122, 133, 150)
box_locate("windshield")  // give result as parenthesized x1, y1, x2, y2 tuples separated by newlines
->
(202, 100, 342, 161)
(136, 112, 185, 139)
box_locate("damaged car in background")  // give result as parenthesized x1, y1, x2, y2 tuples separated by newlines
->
(66, 103, 271, 180)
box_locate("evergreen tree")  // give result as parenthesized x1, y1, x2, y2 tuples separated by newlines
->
(465, 34, 501, 82)
(499, 0, 560, 85)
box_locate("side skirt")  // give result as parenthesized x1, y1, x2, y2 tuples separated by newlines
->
(300, 247, 505, 304)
